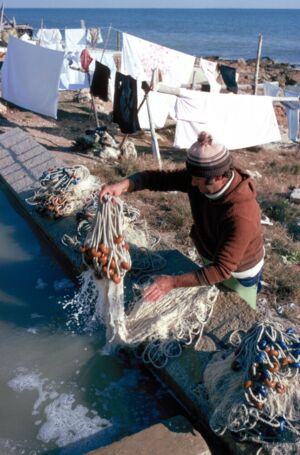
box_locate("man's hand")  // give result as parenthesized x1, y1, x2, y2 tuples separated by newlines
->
(99, 179, 133, 202)
(143, 275, 176, 302)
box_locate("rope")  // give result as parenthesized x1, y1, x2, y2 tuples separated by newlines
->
(203, 321, 300, 453)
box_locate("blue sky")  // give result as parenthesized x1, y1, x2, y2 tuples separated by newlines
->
(5, 0, 300, 8)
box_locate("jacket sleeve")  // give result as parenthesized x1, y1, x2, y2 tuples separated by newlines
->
(196, 214, 255, 286)
(128, 169, 190, 193)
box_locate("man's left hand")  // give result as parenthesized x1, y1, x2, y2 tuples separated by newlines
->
(143, 275, 176, 302)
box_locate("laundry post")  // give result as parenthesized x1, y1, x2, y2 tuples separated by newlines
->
(146, 69, 162, 169)
(254, 34, 263, 95)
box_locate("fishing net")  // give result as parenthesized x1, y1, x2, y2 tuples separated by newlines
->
(203, 322, 300, 455)
(26, 165, 99, 218)
(77, 196, 218, 363)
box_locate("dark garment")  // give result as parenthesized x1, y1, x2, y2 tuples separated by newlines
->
(90, 61, 111, 102)
(219, 65, 238, 94)
(128, 168, 264, 287)
(113, 72, 140, 134)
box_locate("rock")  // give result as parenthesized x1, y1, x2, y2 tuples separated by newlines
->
(99, 146, 120, 160)
(290, 188, 300, 204)
(87, 415, 210, 455)
(121, 140, 137, 160)
(74, 88, 91, 103)
(0, 101, 7, 116)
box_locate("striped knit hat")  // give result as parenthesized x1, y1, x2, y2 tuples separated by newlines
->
(186, 132, 232, 178)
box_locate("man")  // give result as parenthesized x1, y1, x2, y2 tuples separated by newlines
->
(99, 132, 264, 309)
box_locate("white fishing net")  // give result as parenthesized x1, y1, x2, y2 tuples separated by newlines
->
(203, 322, 300, 455)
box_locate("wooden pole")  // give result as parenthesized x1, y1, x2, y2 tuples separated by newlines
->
(0, 4, 4, 31)
(87, 72, 100, 128)
(146, 69, 162, 169)
(254, 34, 263, 95)
(117, 31, 121, 51)
(80, 20, 85, 29)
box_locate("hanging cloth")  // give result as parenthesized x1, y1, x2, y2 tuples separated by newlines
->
(80, 49, 93, 72)
(90, 61, 111, 102)
(219, 64, 238, 94)
(113, 72, 141, 134)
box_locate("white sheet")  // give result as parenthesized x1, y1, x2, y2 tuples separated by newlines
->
(121, 32, 195, 88)
(2, 36, 64, 119)
(65, 28, 87, 52)
(36, 28, 63, 50)
(59, 51, 89, 90)
(137, 87, 176, 130)
(174, 89, 281, 150)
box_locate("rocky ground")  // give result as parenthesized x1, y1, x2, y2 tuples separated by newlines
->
(0, 58, 299, 322)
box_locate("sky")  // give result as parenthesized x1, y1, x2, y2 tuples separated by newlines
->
(5, 0, 300, 8)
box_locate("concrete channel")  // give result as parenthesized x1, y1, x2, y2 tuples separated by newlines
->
(0, 127, 260, 455)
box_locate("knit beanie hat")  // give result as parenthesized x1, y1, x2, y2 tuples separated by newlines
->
(186, 132, 232, 178)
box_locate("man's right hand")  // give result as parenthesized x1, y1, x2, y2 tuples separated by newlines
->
(99, 179, 133, 202)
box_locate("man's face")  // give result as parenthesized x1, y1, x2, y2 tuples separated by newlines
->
(191, 175, 227, 194)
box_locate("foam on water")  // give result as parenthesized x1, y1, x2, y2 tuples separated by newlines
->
(8, 368, 111, 448)
(37, 393, 111, 447)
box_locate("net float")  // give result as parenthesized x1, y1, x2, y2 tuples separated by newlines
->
(114, 235, 124, 244)
(276, 383, 287, 394)
(102, 266, 108, 274)
(100, 255, 108, 265)
(99, 243, 109, 255)
(112, 274, 121, 284)
(110, 258, 116, 269)
(108, 268, 115, 277)
(264, 379, 276, 388)
(121, 261, 131, 270)
(123, 243, 129, 251)
(79, 245, 87, 253)
(269, 349, 279, 357)
(281, 357, 290, 367)
(91, 248, 99, 258)
(244, 380, 253, 389)
(255, 402, 264, 410)
(268, 363, 280, 373)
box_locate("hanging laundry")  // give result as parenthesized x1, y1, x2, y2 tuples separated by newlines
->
(90, 50, 117, 102)
(90, 61, 111, 102)
(2, 36, 64, 119)
(65, 28, 87, 52)
(87, 28, 103, 47)
(219, 64, 238, 94)
(174, 89, 281, 150)
(263, 81, 280, 97)
(137, 87, 176, 130)
(199, 58, 221, 93)
(282, 87, 300, 142)
(121, 32, 195, 88)
(36, 28, 63, 50)
(59, 51, 90, 90)
(113, 72, 140, 134)
(80, 49, 93, 72)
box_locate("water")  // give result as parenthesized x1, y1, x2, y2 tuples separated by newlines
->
(0, 183, 179, 454)
(6, 8, 300, 65)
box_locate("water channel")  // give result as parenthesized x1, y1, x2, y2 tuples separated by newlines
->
(0, 182, 180, 454)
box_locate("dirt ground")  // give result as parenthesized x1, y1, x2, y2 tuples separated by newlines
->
(0, 58, 299, 321)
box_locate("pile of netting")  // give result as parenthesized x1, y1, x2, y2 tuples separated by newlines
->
(203, 322, 300, 455)
(26, 165, 99, 218)
(71, 196, 219, 364)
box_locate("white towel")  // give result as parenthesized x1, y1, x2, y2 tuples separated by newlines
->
(2, 36, 64, 119)
(174, 89, 281, 150)
(65, 28, 87, 52)
(121, 32, 195, 88)
(263, 81, 280, 97)
(284, 88, 300, 141)
(137, 87, 176, 130)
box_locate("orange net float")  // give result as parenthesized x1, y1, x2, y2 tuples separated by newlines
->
(114, 235, 124, 245)
(112, 274, 121, 284)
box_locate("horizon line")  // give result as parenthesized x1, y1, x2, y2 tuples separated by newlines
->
(5, 6, 300, 9)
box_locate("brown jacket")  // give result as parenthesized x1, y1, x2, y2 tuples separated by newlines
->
(129, 168, 264, 286)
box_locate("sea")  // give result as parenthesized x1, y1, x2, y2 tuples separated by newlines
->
(6, 8, 300, 66)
